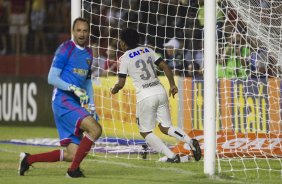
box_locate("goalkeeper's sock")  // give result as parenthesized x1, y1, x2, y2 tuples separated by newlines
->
(145, 133, 175, 159)
(168, 126, 192, 144)
(69, 134, 93, 171)
(26, 149, 63, 165)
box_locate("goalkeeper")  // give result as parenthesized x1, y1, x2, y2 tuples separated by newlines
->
(111, 28, 201, 163)
(18, 17, 102, 178)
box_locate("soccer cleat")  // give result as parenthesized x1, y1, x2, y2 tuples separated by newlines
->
(166, 154, 180, 163)
(18, 152, 31, 176)
(66, 167, 85, 178)
(190, 139, 202, 161)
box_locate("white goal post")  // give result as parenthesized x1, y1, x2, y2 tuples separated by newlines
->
(71, 0, 81, 34)
(204, 0, 216, 176)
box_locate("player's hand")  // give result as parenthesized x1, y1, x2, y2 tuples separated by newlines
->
(110, 87, 119, 94)
(88, 104, 100, 122)
(169, 85, 178, 98)
(69, 85, 89, 105)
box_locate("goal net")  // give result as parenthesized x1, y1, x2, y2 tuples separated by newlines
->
(81, 0, 282, 178)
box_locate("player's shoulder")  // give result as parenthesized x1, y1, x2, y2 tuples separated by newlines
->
(54, 40, 77, 58)
(57, 40, 75, 53)
(61, 40, 75, 49)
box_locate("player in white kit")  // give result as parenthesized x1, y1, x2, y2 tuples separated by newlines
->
(111, 28, 201, 162)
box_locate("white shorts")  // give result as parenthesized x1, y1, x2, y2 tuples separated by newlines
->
(136, 93, 172, 132)
(9, 14, 28, 35)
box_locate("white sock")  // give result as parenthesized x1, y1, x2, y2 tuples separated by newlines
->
(145, 133, 175, 159)
(168, 127, 192, 144)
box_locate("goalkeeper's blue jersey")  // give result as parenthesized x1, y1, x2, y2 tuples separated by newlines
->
(51, 40, 93, 115)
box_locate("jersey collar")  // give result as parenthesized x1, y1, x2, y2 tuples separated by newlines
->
(71, 40, 85, 50)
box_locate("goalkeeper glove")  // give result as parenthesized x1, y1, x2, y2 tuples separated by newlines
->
(88, 104, 99, 122)
(68, 85, 89, 105)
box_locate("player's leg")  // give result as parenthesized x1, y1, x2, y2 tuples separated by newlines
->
(158, 124, 192, 145)
(140, 131, 179, 162)
(156, 94, 202, 161)
(52, 99, 101, 177)
(18, 111, 70, 176)
(18, 149, 64, 176)
(64, 143, 78, 161)
(137, 96, 179, 162)
(158, 124, 201, 161)
(67, 115, 102, 178)
(156, 93, 192, 142)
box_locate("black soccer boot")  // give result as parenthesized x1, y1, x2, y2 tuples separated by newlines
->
(18, 152, 31, 176)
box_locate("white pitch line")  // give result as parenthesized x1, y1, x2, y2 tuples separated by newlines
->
(88, 159, 195, 175)
(87, 159, 245, 183)
(0, 148, 19, 154)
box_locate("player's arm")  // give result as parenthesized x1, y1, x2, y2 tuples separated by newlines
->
(111, 56, 127, 94)
(157, 59, 178, 98)
(111, 74, 126, 94)
(48, 42, 73, 91)
(85, 78, 94, 104)
(48, 66, 89, 103)
(48, 67, 71, 91)
(84, 78, 99, 121)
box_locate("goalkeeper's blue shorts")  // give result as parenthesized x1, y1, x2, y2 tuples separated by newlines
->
(52, 100, 91, 146)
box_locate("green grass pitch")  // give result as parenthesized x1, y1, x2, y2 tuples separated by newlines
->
(0, 126, 281, 184)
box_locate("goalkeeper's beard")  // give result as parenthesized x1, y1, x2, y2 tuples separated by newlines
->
(76, 37, 88, 47)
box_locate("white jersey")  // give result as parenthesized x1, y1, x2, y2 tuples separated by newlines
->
(119, 46, 166, 102)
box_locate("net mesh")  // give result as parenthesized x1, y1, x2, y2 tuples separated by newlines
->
(82, 0, 282, 178)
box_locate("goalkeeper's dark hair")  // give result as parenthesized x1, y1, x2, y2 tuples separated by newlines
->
(120, 28, 140, 49)
(72, 17, 90, 31)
